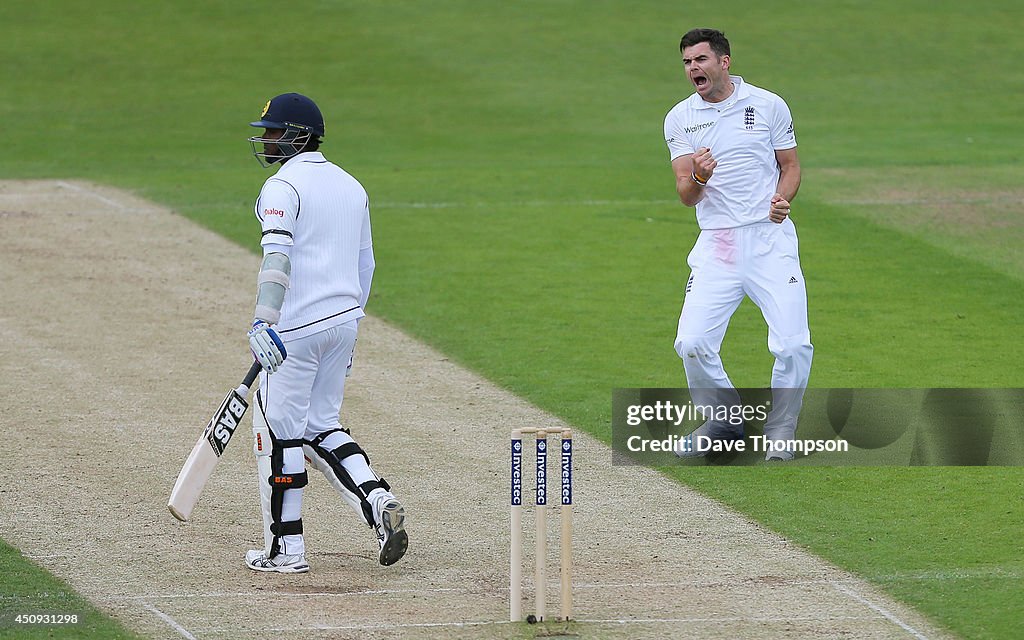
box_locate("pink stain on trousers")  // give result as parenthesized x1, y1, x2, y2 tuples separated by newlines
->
(712, 229, 737, 265)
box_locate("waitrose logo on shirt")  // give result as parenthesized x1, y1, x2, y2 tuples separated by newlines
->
(684, 121, 715, 133)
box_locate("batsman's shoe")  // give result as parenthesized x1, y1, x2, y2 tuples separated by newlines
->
(674, 420, 744, 458)
(371, 492, 408, 566)
(244, 549, 309, 574)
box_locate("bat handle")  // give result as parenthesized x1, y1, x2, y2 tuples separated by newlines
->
(242, 361, 262, 388)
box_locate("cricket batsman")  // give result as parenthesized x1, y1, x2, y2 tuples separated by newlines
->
(243, 92, 408, 572)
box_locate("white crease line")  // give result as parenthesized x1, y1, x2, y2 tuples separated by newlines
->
(352, 621, 507, 631)
(574, 577, 909, 590)
(203, 620, 505, 633)
(129, 587, 461, 600)
(130, 579, 845, 602)
(126, 582, 934, 636)
(56, 181, 127, 210)
(199, 614, 882, 634)
(580, 615, 880, 624)
(577, 568, 1021, 588)
(139, 599, 197, 640)
(830, 581, 930, 640)
(575, 579, 836, 589)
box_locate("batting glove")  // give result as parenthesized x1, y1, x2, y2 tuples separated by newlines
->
(248, 320, 287, 374)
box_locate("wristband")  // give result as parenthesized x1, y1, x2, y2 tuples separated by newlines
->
(691, 172, 708, 186)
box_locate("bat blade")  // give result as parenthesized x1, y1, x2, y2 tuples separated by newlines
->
(168, 362, 261, 521)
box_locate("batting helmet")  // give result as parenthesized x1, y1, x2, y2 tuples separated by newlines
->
(249, 93, 325, 167)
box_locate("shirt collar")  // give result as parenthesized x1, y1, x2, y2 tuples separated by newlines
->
(693, 75, 748, 110)
(279, 151, 325, 169)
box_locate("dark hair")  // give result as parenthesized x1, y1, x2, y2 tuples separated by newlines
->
(303, 136, 322, 153)
(679, 28, 730, 57)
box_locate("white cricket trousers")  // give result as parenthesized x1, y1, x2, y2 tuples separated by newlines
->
(674, 219, 813, 436)
(256, 320, 360, 555)
(260, 320, 358, 441)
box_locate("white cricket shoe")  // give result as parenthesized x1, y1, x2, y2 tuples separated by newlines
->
(370, 490, 408, 566)
(765, 443, 796, 462)
(763, 427, 797, 461)
(244, 549, 309, 574)
(674, 420, 744, 458)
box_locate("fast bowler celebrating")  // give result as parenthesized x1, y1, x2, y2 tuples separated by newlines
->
(663, 29, 813, 461)
(243, 92, 408, 572)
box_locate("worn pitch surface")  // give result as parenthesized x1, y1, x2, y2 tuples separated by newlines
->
(0, 181, 952, 639)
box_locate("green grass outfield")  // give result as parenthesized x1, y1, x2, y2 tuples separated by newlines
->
(4, 1, 1023, 638)
(0, 539, 141, 639)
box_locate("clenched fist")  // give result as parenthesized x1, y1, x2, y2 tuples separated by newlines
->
(692, 147, 717, 183)
(769, 193, 791, 223)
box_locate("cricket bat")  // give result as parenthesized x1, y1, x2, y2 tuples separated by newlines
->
(168, 361, 262, 521)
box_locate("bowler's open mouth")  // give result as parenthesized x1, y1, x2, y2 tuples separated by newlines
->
(693, 75, 708, 88)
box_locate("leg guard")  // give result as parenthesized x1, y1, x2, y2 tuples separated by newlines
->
(303, 428, 390, 527)
(254, 426, 274, 553)
(253, 396, 308, 557)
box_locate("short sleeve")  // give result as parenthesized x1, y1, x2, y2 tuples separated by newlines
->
(664, 109, 694, 161)
(360, 198, 372, 250)
(770, 96, 797, 150)
(254, 178, 298, 249)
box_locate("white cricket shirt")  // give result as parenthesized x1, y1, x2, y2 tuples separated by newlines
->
(664, 76, 797, 229)
(254, 151, 373, 340)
